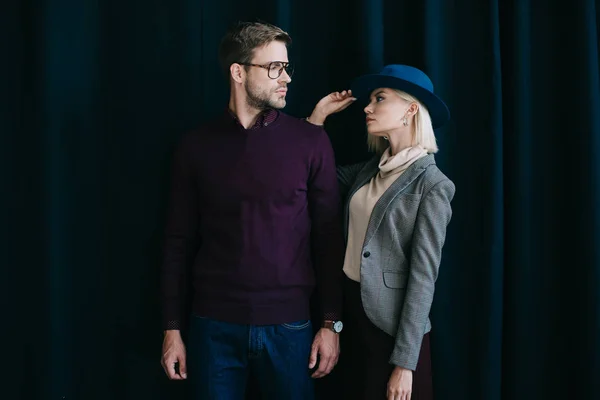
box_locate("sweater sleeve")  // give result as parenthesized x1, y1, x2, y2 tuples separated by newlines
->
(307, 128, 345, 321)
(160, 134, 201, 330)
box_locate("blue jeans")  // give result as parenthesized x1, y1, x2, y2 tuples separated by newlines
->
(187, 315, 315, 400)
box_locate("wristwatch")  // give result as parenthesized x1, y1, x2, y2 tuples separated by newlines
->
(323, 320, 343, 333)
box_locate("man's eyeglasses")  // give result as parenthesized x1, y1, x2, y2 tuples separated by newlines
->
(238, 61, 294, 79)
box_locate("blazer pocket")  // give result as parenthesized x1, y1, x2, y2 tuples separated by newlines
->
(383, 271, 408, 289)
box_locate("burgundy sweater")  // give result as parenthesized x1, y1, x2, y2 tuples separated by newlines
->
(160, 110, 344, 330)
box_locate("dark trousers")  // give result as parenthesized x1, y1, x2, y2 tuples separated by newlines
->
(187, 315, 315, 400)
(321, 277, 433, 400)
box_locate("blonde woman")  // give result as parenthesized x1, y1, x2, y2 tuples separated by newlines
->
(308, 65, 455, 400)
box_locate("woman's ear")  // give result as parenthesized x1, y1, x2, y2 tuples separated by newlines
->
(407, 102, 419, 116)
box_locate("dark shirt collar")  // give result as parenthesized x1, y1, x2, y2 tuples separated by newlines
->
(227, 108, 279, 130)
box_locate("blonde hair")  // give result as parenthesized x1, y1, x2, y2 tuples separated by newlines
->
(367, 90, 438, 155)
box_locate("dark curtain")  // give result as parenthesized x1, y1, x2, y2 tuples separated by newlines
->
(4, 0, 600, 399)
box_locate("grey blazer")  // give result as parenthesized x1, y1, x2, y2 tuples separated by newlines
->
(337, 154, 455, 370)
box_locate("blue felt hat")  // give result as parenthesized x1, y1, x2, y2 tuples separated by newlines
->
(351, 64, 450, 129)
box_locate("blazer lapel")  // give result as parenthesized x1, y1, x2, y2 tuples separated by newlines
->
(354, 155, 436, 247)
(344, 157, 379, 241)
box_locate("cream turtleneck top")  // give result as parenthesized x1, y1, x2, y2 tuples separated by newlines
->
(343, 146, 428, 282)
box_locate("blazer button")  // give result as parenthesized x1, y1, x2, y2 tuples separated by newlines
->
(363, 251, 370, 258)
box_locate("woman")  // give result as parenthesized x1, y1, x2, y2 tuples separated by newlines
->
(308, 65, 455, 400)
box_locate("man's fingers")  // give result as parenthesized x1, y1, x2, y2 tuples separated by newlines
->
(160, 358, 168, 377)
(168, 358, 182, 380)
(329, 90, 353, 100)
(311, 362, 324, 378)
(332, 353, 339, 367)
(311, 363, 326, 378)
(178, 354, 188, 379)
(323, 353, 336, 375)
(162, 354, 184, 380)
(321, 357, 334, 376)
(163, 356, 174, 379)
(310, 345, 327, 377)
(338, 98, 356, 111)
(311, 354, 332, 378)
(161, 356, 174, 380)
(308, 344, 318, 369)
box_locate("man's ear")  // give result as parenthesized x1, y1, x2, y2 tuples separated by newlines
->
(230, 63, 244, 84)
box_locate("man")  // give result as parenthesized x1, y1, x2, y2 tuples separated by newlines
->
(160, 21, 345, 399)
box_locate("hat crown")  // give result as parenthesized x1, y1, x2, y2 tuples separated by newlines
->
(350, 63, 449, 128)
(380, 64, 434, 93)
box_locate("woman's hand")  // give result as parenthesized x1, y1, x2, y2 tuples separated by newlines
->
(307, 90, 356, 125)
(387, 366, 413, 400)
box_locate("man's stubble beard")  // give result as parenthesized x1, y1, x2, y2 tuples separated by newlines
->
(245, 80, 287, 110)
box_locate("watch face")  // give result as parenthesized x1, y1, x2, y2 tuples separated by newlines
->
(333, 321, 343, 333)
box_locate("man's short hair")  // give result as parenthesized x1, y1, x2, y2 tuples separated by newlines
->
(218, 21, 292, 78)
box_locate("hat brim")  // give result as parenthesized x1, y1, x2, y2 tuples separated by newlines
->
(351, 74, 450, 129)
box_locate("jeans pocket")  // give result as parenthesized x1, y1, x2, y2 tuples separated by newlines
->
(281, 320, 311, 330)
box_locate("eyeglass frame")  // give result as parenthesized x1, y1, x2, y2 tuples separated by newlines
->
(237, 61, 294, 79)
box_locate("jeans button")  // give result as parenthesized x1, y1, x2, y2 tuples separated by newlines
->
(363, 251, 370, 258)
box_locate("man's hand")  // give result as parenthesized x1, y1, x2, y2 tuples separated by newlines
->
(308, 327, 340, 378)
(308, 90, 357, 125)
(387, 366, 413, 400)
(161, 330, 187, 380)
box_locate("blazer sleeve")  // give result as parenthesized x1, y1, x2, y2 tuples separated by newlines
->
(389, 178, 456, 370)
